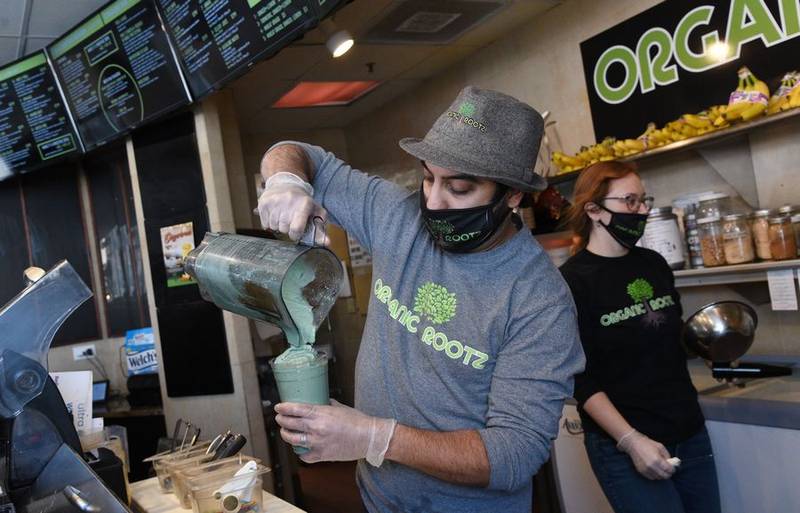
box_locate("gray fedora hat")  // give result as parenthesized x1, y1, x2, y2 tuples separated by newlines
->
(399, 86, 546, 192)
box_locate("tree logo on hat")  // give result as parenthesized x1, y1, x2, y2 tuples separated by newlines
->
(458, 102, 476, 117)
(414, 282, 457, 325)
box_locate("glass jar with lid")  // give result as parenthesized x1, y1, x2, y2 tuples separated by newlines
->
(697, 193, 731, 220)
(721, 214, 755, 264)
(777, 205, 799, 217)
(640, 207, 686, 269)
(768, 216, 798, 260)
(697, 216, 726, 267)
(684, 207, 704, 269)
(792, 214, 800, 257)
(749, 209, 773, 260)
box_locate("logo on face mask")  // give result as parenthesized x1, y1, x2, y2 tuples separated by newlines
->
(419, 186, 510, 252)
(427, 219, 455, 237)
(599, 205, 648, 249)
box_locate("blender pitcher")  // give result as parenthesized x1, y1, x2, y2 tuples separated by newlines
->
(184, 232, 343, 347)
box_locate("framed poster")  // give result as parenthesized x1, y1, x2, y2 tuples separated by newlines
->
(159, 221, 196, 288)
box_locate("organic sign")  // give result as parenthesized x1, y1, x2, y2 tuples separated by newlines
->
(581, 0, 800, 139)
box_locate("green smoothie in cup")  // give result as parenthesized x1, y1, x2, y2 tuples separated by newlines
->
(271, 345, 329, 454)
(271, 248, 336, 453)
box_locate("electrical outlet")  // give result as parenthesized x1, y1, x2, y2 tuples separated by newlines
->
(72, 344, 97, 361)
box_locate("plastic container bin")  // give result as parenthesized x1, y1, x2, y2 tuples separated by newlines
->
(174, 455, 261, 508)
(189, 463, 271, 513)
(161, 452, 223, 493)
(147, 443, 212, 492)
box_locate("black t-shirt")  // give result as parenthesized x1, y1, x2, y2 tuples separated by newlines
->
(559, 247, 704, 444)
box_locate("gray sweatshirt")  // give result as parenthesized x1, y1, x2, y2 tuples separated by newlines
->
(272, 141, 584, 513)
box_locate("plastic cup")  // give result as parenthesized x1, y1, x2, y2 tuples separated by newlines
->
(270, 351, 329, 454)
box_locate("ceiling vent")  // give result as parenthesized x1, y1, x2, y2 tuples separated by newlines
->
(362, 0, 510, 45)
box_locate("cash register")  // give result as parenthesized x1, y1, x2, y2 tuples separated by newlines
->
(0, 261, 130, 513)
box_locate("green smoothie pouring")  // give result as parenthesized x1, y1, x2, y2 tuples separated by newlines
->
(185, 232, 342, 453)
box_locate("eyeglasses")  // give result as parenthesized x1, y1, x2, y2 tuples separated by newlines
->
(602, 194, 654, 211)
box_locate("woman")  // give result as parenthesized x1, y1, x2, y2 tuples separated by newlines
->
(559, 161, 720, 513)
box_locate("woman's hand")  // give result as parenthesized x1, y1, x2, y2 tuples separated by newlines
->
(616, 429, 676, 480)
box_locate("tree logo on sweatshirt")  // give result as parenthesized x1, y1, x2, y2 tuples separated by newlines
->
(626, 278, 666, 327)
(373, 278, 488, 370)
(599, 278, 675, 327)
(626, 278, 653, 304)
(414, 282, 457, 325)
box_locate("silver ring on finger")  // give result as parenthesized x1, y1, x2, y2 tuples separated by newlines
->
(300, 432, 308, 447)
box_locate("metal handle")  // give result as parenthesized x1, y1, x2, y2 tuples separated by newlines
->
(301, 216, 327, 247)
(190, 427, 201, 446)
(206, 429, 231, 455)
(213, 434, 246, 460)
(170, 418, 183, 452)
(179, 422, 193, 451)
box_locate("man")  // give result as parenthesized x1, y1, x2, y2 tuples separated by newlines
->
(257, 86, 584, 512)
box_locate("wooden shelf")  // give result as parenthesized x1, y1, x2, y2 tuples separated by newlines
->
(547, 107, 800, 185)
(674, 258, 800, 288)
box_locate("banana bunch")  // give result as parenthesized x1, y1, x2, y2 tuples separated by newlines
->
(685, 109, 732, 133)
(638, 122, 672, 148)
(551, 151, 586, 173)
(725, 66, 770, 122)
(767, 71, 800, 114)
(550, 65, 791, 175)
(551, 136, 646, 174)
(607, 136, 645, 158)
(704, 105, 730, 128)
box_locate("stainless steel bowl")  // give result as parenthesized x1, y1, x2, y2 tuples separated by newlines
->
(682, 301, 758, 362)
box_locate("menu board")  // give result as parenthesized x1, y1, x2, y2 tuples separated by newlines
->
(156, 0, 317, 99)
(48, 0, 190, 150)
(311, 0, 342, 18)
(0, 52, 80, 178)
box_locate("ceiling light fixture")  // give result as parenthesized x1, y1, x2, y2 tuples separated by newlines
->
(320, 19, 354, 58)
(272, 81, 381, 108)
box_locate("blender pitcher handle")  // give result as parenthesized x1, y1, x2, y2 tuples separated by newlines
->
(301, 216, 327, 247)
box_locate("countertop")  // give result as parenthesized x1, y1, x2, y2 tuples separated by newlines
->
(130, 477, 305, 513)
(689, 356, 800, 430)
(564, 356, 800, 430)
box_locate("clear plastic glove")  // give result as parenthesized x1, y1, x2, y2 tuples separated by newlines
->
(616, 429, 676, 480)
(275, 399, 397, 466)
(255, 172, 330, 245)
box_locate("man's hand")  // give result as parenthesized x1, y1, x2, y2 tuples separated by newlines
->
(616, 429, 676, 480)
(256, 172, 330, 244)
(275, 400, 396, 466)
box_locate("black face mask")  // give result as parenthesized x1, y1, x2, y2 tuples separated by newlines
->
(420, 185, 511, 253)
(598, 205, 648, 249)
